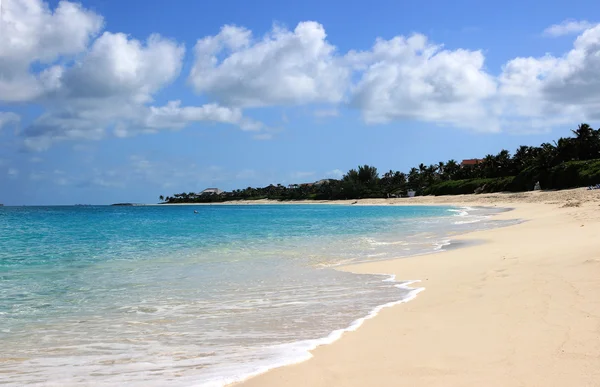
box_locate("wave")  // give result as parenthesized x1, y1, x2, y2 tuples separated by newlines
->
(201, 276, 424, 387)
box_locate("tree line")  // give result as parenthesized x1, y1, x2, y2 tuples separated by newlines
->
(161, 123, 600, 203)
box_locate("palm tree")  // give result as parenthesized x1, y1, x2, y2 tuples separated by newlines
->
(159, 195, 164, 202)
(571, 123, 600, 160)
(444, 159, 460, 180)
(554, 137, 577, 164)
(536, 143, 557, 170)
(437, 161, 446, 180)
(481, 154, 497, 178)
(407, 167, 420, 190)
(495, 150, 512, 177)
(357, 165, 379, 185)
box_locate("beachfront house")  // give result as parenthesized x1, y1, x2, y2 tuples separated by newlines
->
(460, 159, 483, 167)
(200, 188, 223, 195)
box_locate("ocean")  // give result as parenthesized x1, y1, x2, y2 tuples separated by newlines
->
(0, 204, 518, 386)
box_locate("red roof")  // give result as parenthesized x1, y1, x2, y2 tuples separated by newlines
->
(461, 159, 482, 166)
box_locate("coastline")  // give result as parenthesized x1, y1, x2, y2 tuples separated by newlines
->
(234, 188, 600, 386)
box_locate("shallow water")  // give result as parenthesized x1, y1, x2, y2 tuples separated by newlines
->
(0, 204, 518, 386)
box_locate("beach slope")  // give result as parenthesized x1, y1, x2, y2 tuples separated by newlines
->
(237, 189, 600, 386)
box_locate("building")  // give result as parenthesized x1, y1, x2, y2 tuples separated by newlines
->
(460, 159, 483, 167)
(200, 188, 223, 195)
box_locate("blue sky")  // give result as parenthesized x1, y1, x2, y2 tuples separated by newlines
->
(1, 0, 600, 205)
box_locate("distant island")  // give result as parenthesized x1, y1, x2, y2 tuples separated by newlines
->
(110, 203, 148, 207)
(160, 123, 600, 204)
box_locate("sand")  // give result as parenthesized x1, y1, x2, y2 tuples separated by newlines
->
(235, 188, 600, 387)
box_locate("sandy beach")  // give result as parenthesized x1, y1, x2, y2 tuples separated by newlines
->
(235, 188, 600, 386)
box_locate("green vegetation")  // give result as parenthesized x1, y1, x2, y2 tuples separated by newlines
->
(161, 123, 600, 203)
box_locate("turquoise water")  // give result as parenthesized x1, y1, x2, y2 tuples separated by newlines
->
(0, 204, 516, 386)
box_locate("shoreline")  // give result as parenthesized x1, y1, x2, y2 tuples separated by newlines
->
(153, 186, 593, 207)
(234, 188, 600, 386)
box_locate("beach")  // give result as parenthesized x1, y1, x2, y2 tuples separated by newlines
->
(236, 188, 600, 386)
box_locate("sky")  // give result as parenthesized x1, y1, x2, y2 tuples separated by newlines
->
(1, 0, 600, 205)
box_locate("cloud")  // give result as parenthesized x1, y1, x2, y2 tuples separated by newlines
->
(6, 1, 600, 150)
(543, 19, 595, 37)
(20, 30, 187, 149)
(189, 22, 348, 107)
(0, 0, 103, 102)
(348, 34, 498, 131)
(0, 112, 20, 132)
(498, 24, 600, 129)
(1, 0, 266, 151)
(144, 101, 261, 132)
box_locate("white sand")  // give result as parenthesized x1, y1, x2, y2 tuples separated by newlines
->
(235, 188, 600, 386)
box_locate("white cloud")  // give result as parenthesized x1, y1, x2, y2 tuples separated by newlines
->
(144, 101, 262, 132)
(498, 24, 600, 129)
(189, 21, 348, 107)
(348, 34, 498, 131)
(543, 19, 595, 37)
(1, 0, 266, 150)
(5, 2, 600, 149)
(0, 112, 20, 131)
(0, 0, 103, 102)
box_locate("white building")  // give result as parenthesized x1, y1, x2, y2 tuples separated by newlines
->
(200, 188, 223, 195)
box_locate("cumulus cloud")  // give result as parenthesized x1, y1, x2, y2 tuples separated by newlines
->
(1, 0, 266, 150)
(499, 24, 600, 129)
(0, 0, 103, 102)
(20, 29, 259, 149)
(144, 101, 262, 132)
(5, 0, 600, 150)
(348, 34, 498, 130)
(543, 19, 595, 37)
(189, 21, 348, 107)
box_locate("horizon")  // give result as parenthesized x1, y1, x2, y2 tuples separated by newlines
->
(2, 0, 600, 205)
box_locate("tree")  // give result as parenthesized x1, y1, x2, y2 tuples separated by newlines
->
(480, 154, 497, 178)
(495, 150, 512, 177)
(444, 159, 460, 180)
(572, 123, 600, 160)
(407, 167, 420, 190)
(554, 137, 577, 164)
(159, 195, 164, 202)
(357, 165, 379, 185)
(536, 143, 557, 170)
